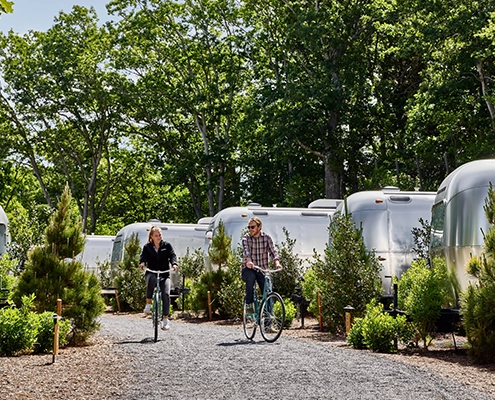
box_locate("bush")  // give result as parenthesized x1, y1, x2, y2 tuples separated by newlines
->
(217, 258, 244, 319)
(462, 182, 495, 363)
(281, 298, 297, 329)
(347, 317, 366, 349)
(271, 228, 305, 299)
(189, 269, 227, 317)
(350, 299, 407, 353)
(397, 258, 448, 349)
(34, 311, 71, 354)
(301, 267, 319, 317)
(0, 295, 39, 356)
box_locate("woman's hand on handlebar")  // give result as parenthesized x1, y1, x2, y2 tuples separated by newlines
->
(172, 264, 179, 272)
(139, 262, 145, 270)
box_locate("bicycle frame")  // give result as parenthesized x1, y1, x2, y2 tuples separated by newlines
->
(243, 266, 285, 342)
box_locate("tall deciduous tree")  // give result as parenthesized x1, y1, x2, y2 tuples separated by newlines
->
(108, 0, 249, 216)
(0, 6, 126, 233)
(242, 0, 392, 198)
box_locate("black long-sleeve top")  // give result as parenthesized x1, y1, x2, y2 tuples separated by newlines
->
(139, 240, 178, 279)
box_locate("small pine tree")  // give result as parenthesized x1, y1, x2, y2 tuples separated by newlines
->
(462, 182, 495, 364)
(114, 233, 146, 312)
(13, 185, 105, 343)
(208, 220, 232, 270)
(271, 227, 305, 299)
(312, 211, 382, 332)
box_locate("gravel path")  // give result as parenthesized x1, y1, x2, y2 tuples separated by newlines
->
(98, 314, 493, 400)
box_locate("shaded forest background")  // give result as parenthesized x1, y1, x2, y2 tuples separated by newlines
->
(1, 0, 495, 239)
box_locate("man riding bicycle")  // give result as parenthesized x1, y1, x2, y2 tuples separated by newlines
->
(241, 217, 282, 313)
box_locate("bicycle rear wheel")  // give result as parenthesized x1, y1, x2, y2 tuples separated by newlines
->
(260, 292, 285, 342)
(152, 291, 161, 342)
(243, 302, 257, 340)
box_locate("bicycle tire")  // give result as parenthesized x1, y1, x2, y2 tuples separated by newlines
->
(243, 302, 257, 340)
(153, 291, 161, 342)
(260, 292, 285, 343)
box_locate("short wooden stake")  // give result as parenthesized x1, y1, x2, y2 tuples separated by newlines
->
(207, 291, 212, 321)
(114, 289, 121, 313)
(318, 289, 323, 332)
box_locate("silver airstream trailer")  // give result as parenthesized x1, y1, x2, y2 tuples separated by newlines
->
(337, 187, 436, 295)
(0, 206, 10, 257)
(76, 234, 114, 274)
(204, 200, 342, 269)
(430, 159, 495, 294)
(111, 219, 211, 295)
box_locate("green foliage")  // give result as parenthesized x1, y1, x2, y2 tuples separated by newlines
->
(272, 228, 305, 299)
(347, 317, 366, 350)
(462, 182, 495, 364)
(0, 294, 39, 356)
(179, 248, 206, 282)
(208, 220, 232, 270)
(97, 259, 114, 289)
(12, 185, 105, 344)
(411, 218, 432, 262)
(348, 299, 408, 353)
(0, 295, 71, 356)
(301, 267, 319, 317)
(114, 233, 146, 312)
(397, 259, 448, 349)
(34, 312, 71, 354)
(0, 253, 16, 296)
(189, 269, 227, 317)
(217, 258, 244, 319)
(281, 298, 296, 329)
(311, 212, 382, 332)
(6, 201, 50, 274)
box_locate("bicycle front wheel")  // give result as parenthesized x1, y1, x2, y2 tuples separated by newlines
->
(243, 302, 257, 340)
(152, 291, 161, 342)
(260, 292, 285, 343)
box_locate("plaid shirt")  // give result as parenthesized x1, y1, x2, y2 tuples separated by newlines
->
(241, 231, 279, 270)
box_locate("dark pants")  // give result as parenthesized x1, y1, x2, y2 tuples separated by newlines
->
(242, 267, 265, 304)
(145, 273, 171, 317)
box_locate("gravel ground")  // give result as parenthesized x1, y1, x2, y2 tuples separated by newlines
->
(1, 312, 494, 400)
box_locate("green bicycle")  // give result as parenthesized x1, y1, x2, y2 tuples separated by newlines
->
(145, 268, 170, 342)
(243, 266, 285, 343)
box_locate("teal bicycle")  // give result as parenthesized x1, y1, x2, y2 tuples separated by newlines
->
(243, 266, 285, 343)
(145, 268, 170, 342)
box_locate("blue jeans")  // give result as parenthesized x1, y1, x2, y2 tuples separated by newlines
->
(242, 267, 265, 304)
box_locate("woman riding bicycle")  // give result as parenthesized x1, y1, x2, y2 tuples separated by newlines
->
(241, 217, 282, 313)
(139, 226, 178, 331)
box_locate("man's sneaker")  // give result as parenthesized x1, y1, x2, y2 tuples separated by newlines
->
(143, 304, 151, 315)
(245, 303, 255, 314)
(161, 318, 170, 331)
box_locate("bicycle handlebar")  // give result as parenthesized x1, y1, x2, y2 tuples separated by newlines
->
(144, 268, 171, 274)
(253, 265, 282, 274)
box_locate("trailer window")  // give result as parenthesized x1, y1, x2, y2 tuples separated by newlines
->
(430, 202, 445, 249)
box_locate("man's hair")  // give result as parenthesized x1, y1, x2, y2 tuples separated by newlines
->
(249, 217, 262, 228)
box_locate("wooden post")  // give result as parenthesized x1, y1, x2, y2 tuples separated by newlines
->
(114, 289, 121, 313)
(317, 289, 323, 332)
(344, 305, 355, 335)
(207, 291, 212, 321)
(52, 298, 62, 363)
